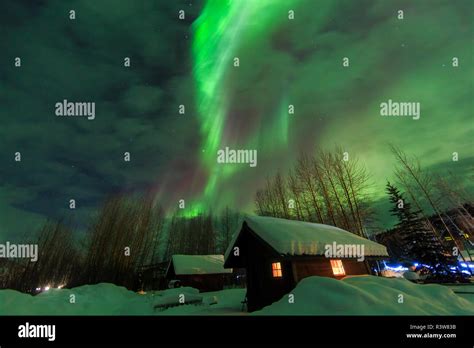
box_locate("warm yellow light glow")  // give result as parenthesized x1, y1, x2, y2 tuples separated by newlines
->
(330, 260, 345, 276)
(272, 262, 282, 278)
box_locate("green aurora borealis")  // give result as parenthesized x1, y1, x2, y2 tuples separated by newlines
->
(186, 0, 473, 216)
(0, 0, 472, 240)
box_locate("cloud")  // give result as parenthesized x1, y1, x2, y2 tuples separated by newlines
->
(0, 0, 205, 238)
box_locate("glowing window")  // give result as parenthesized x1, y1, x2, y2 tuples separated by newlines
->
(272, 262, 282, 278)
(330, 260, 345, 276)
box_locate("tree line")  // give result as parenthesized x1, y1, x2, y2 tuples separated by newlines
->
(1, 195, 240, 293)
(254, 146, 373, 237)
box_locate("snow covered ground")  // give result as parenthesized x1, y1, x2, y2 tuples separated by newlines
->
(0, 275, 473, 315)
(256, 276, 474, 315)
(0, 284, 246, 316)
(444, 284, 474, 305)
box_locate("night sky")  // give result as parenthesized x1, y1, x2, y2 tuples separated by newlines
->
(0, 0, 472, 241)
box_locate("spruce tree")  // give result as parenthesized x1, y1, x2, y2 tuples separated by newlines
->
(386, 182, 447, 265)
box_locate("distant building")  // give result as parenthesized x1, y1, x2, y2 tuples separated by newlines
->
(165, 254, 233, 292)
(430, 204, 474, 259)
(224, 215, 388, 312)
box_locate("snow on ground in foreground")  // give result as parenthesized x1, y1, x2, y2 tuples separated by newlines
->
(1, 276, 473, 315)
(0, 283, 157, 315)
(255, 276, 474, 315)
(445, 284, 474, 305)
(0, 284, 246, 315)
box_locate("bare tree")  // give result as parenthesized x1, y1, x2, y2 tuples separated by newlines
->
(166, 212, 218, 256)
(319, 149, 351, 231)
(82, 195, 164, 289)
(7, 220, 80, 292)
(254, 146, 373, 236)
(287, 169, 304, 220)
(217, 206, 240, 253)
(294, 154, 324, 223)
(390, 144, 469, 265)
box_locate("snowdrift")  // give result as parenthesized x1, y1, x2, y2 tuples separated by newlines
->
(254, 276, 474, 315)
(0, 283, 245, 315)
(0, 283, 156, 315)
(0, 276, 472, 315)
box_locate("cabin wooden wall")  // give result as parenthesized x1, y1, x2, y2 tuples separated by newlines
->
(173, 274, 225, 292)
(292, 258, 368, 282)
(230, 223, 375, 312)
(241, 226, 296, 312)
(165, 261, 226, 292)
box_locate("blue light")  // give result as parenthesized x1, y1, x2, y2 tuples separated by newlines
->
(384, 264, 409, 272)
(458, 262, 474, 269)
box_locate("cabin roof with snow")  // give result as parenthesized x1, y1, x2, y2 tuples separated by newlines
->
(167, 254, 232, 276)
(224, 215, 389, 262)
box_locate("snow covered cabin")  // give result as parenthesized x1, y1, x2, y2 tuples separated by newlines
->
(165, 254, 233, 292)
(224, 215, 389, 311)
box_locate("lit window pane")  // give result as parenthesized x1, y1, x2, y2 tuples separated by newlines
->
(330, 260, 345, 276)
(272, 262, 282, 278)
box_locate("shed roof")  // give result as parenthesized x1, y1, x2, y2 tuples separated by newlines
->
(168, 254, 232, 275)
(225, 215, 388, 261)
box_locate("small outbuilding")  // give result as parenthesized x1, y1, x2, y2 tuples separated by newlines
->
(224, 215, 388, 311)
(165, 254, 232, 292)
